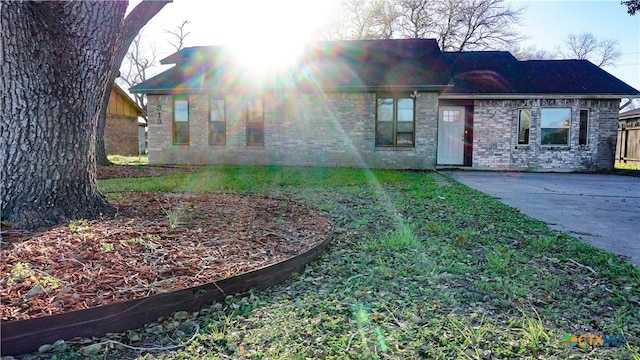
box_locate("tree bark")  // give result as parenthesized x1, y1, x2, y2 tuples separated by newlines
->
(0, 1, 167, 230)
(1, 1, 124, 229)
(96, 116, 111, 166)
(95, 0, 171, 166)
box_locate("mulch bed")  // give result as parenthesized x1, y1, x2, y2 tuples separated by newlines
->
(1, 166, 332, 323)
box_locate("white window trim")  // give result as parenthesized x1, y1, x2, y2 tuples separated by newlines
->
(579, 108, 590, 146)
(540, 107, 571, 147)
(517, 109, 531, 146)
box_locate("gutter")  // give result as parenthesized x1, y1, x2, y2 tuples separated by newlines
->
(619, 97, 640, 111)
(439, 94, 640, 100)
(130, 84, 453, 95)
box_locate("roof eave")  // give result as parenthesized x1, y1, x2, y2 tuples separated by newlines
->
(113, 83, 147, 117)
(439, 93, 639, 100)
(131, 84, 453, 95)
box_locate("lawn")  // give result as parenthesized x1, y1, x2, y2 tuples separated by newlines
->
(616, 161, 640, 171)
(107, 154, 148, 165)
(63, 167, 640, 358)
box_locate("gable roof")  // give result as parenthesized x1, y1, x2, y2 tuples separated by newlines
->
(518, 60, 638, 95)
(296, 39, 450, 90)
(131, 39, 640, 98)
(441, 51, 521, 94)
(441, 52, 639, 96)
(109, 83, 146, 117)
(133, 39, 451, 94)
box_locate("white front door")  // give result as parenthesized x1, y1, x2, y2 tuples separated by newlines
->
(437, 106, 465, 165)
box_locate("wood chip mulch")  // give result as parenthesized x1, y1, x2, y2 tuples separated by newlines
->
(1, 188, 332, 323)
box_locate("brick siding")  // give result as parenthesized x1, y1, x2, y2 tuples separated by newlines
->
(472, 99, 619, 172)
(105, 114, 139, 156)
(146, 93, 619, 171)
(147, 92, 438, 169)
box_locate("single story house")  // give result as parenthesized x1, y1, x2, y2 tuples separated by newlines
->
(106, 83, 146, 156)
(130, 39, 640, 171)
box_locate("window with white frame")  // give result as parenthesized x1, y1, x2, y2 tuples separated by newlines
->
(209, 99, 225, 145)
(540, 108, 571, 145)
(173, 96, 189, 145)
(245, 98, 264, 146)
(517, 109, 531, 145)
(579, 109, 589, 145)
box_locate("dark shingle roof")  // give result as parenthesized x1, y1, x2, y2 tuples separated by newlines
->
(131, 39, 640, 97)
(518, 60, 639, 95)
(441, 52, 639, 95)
(133, 39, 451, 94)
(295, 39, 450, 90)
(442, 51, 521, 93)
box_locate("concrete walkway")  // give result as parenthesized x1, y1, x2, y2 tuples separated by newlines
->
(443, 171, 640, 267)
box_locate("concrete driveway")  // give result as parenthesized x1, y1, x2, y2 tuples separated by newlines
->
(443, 171, 640, 267)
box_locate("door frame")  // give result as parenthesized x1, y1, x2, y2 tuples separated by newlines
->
(437, 101, 474, 166)
(437, 106, 465, 165)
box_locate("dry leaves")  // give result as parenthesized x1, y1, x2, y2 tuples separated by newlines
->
(1, 192, 332, 322)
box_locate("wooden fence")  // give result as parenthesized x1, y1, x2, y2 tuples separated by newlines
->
(616, 124, 640, 164)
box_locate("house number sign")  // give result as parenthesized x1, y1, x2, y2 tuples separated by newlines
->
(156, 104, 162, 125)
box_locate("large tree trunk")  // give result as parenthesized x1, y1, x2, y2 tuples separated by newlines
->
(95, 0, 172, 166)
(0, 1, 128, 229)
(96, 114, 112, 166)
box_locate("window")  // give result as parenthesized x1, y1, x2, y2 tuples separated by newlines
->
(173, 96, 189, 145)
(517, 109, 531, 145)
(375, 96, 415, 147)
(579, 109, 589, 145)
(540, 108, 571, 145)
(209, 99, 225, 145)
(245, 98, 264, 146)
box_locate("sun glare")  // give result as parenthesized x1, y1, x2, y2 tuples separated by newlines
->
(229, 40, 306, 74)
(219, 0, 332, 75)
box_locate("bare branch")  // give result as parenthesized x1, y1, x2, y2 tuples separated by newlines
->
(562, 33, 598, 59)
(597, 38, 622, 67)
(119, 32, 158, 109)
(165, 20, 191, 52)
(367, 0, 401, 39)
(315, 0, 524, 51)
(397, 0, 433, 39)
(509, 45, 555, 61)
(315, 0, 399, 40)
(346, 0, 376, 39)
(450, 0, 525, 51)
(561, 32, 622, 67)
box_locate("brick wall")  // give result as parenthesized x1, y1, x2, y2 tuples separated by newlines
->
(595, 101, 620, 171)
(146, 93, 619, 171)
(472, 99, 619, 171)
(105, 114, 139, 156)
(146, 91, 439, 169)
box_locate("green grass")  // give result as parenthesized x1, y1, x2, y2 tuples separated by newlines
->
(615, 161, 640, 171)
(107, 154, 148, 165)
(364, 221, 420, 251)
(60, 166, 640, 358)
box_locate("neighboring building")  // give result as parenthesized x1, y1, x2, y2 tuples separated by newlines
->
(106, 83, 146, 156)
(619, 108, 640, 125)
(616, 108, 640, 165)
(130, 39, 640, 171)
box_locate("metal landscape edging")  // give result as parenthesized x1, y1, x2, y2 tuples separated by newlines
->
(1, 233, 333, 356)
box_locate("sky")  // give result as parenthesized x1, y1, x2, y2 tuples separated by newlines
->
(128, 0, 640, 91)
(512, 0, 639, 91)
